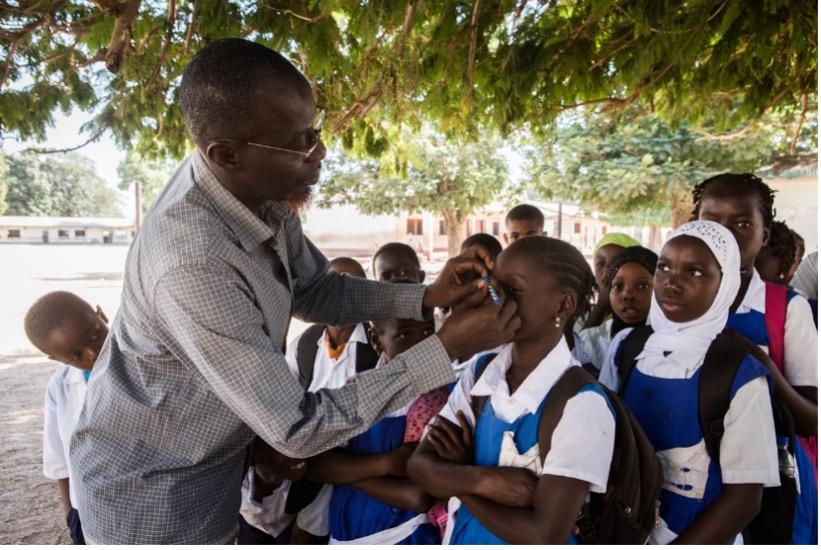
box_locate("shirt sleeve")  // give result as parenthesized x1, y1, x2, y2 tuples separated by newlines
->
(598, 327, 633, 392)
(153, 263, 455, 459)
(784, 294, 818, 387)
(42, 374, 69, 480)
(283, 215, 429, 325)
(719, 377, 780, 487)
(294, 483, 333, 536)
(542, 390, 616, 493)
(791, 252, 817, 301)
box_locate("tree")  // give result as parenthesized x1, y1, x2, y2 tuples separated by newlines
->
(522, 104, 817, 247)
(117, 149, 177, 213)
(2, 151, 122, 217)
(0, 1, 815, 158)
(0, 150, 7, 215)
(319, 130, 511, 256)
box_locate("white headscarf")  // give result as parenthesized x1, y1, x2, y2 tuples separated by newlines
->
(641, 220, 741, 361)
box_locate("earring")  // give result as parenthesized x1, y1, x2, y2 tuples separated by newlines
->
(554, 315, 562, 328)
(778, 272, 786, 280)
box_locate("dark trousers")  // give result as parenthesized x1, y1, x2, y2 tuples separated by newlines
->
(66, 508, 85, 545)
(237, 514, 293, 545)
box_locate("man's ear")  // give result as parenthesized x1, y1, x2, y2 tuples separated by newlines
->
(205, 142, 242, 170)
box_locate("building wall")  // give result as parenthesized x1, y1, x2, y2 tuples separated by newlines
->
(0, 225, 132, 244)
(767, 176, 818, 254)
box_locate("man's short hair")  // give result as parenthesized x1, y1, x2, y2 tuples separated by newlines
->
(24, 291, 90, 353)
(505, 204, 545, 228)
(460, 233, 503, 259)
(180, 38, 311, 146)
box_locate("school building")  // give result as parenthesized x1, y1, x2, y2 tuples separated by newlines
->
(0, 216, 135, 244)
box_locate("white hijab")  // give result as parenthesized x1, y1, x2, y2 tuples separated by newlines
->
(641, 220, 741, 361)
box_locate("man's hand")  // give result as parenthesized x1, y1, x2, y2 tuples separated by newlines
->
(427, 412, 474, 464)
(423, 245, 494, 310)
(474, 466, 539, 507)
(385, 442, 416, 477)
(437, 286, 520, 360)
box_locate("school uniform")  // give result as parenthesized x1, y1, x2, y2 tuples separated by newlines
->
(285, 323, 371, 392)
(604, 327, 780, 543)
(328, 356, 439, 544)
(438, 339, 616, 544)
(43, 365, 89, 545)
(238, 469, 332, 543)
(578, 318, 613, 372)
(726, 269, 818, 388)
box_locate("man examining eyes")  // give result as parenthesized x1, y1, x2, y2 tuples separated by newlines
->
(68, 38, 520, 544)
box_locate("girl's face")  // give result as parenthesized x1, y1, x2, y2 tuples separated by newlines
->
(655, 236, 722, 323)
(493, 250, 572, 344)
(373, 318, 435, 361)
(609, 263, 653, 325)
(594, 244, 624, 288)
(697, 191, 769, 277)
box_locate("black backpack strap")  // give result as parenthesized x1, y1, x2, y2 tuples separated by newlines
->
(698, 330, 750, 464)
(284, 479, 325, 515)
(469, 353, 498, 422)
(296, 324, 326, 390)
(354, 339, 380, 373)
(617, 325, 654, 395)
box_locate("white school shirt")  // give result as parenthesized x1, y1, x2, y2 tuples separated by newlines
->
(791, 251, 817, 301)
(239, 469, 332, 538)
(439, 339, 615, 493)
(738, 269, 817, 388)
(598, 328, 780, 544)
(285, 323, 371, 392)
(43, 365, 88, 508)
(578, 318, 613, 370)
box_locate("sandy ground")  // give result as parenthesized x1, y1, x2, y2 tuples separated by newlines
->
(0, 243, 442, 544)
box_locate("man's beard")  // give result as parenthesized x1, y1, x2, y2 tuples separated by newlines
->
(287, 185, 314, 215)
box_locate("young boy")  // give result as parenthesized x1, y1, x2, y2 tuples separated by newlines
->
(24, 291, 110, 545)
(285, 257, 378, 391)
(460, 233, 502, 261)
(371, 242, 426, 283)
(503, 204, 545, 246)
(755, 221, 799, 285)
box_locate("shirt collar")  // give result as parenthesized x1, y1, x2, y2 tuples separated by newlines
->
(64, 366, 88, 386)
(470, 338, 578, 415)
(191, 152, 288, 253)
(738, 268, 766, 313)
(317, 323, 370, 346)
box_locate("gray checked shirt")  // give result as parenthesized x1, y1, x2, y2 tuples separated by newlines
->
(69, 152, 455, 544)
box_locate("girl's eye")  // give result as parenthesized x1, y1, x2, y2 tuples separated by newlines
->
(657, 264, 670, 273)
(690, 269, 704, 277)
(736, 221, 751, 230)
(613, 283, 624, 291)
(396, 333, 407, 340)
(423, 328, 433, 337)
(638, 282, 649, 290)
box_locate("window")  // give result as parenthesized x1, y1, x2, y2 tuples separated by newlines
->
(75, 230, 86, 237)
(574, 222, 582, 234)
(7, 229, 20, 239)
(58, 229, 69, 238)
(475, 220, 485, 233)
(439, 220, 447, 235)
(492, 222, 500, 236)
(407, 218, 423, 235)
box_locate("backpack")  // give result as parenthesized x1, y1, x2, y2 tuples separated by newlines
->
(295, 324, 380, 389)
(618, 326, 801, 544)
(286, 324, 380, 514)
(471, 354, 662, 544)
(763, 281, 817, 476)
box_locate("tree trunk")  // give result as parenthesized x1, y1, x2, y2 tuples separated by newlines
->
(670, 189, 694, 228)
(443, 208, 466, 258)
(648, 225, 663, 251)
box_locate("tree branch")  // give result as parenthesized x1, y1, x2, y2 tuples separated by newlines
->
(24, 127, 106, 154)
(789, 93, 809, 154)
(147, 0, 176, 85)
(395, 2, 416, 59)
(105, 0, 142, 74)
(465, 0, 483, 104)
(182, 0, 198, 55)
(91, 0, 124, 16)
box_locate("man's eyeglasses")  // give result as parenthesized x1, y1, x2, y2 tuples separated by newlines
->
(208, 109, 326, 160)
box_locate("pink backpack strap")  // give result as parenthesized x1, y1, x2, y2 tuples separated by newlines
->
(764, 281, 788, 373)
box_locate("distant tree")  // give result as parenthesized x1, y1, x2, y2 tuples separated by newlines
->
(3, 152, 121, 217)
(117, 150, 176, 213)
(319, 130, 512, 256)
(0, 151, 7, 215)
(523, 104, 816, 246)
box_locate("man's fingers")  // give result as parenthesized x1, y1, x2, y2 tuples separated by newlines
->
(427, 425, 455, 455)
(496, 296, 518, 321)
(461, 244, 495, 272)
(436, 417, 464, 447)
(456, 411, 473, 446)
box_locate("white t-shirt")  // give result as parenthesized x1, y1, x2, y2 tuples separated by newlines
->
(578, 318, 613, 371)
(791, 251, 817, 301)
(43, 365, 88, 508)
(439, 339, 616, 493)
(239, 469, 332, 538)
(285, 323, 371, 392)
